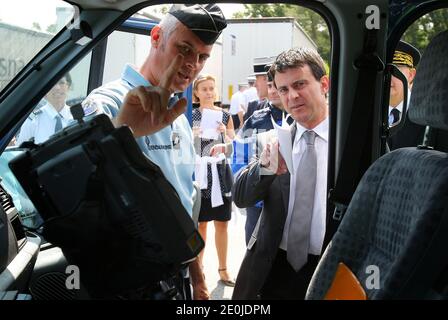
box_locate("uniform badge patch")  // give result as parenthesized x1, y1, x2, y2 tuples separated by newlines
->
(172, 132, 181, 149)
(81, 99, 98, 116)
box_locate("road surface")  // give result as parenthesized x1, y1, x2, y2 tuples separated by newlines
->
(201, 206, 247, 300)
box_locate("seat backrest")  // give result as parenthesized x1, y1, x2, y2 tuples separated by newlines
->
(306, 30, 448, 300)
(425, 127, 448, 153)
(409, 29, 448, 153)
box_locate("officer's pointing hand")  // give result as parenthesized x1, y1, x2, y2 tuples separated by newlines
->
(115, 54, 187, 137)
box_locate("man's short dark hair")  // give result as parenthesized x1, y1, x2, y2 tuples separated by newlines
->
(269, 47, 326, 84)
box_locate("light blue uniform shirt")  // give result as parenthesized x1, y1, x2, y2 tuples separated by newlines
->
(82, 64, 195, 216)
(17, 102, 73, 145)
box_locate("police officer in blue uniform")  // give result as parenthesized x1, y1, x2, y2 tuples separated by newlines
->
(16, 74, 73, 145)
(81, 4, 227, 300)
(243, 56, 274, 122)
(237, 63, 293, 245)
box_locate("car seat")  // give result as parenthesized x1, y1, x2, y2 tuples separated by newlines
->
(306, 30, 448, 299)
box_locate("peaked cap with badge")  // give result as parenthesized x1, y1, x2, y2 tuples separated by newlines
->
(252, 56, 276, 76)
(168, 4, 227, 45)
(393, 40, 421, 69)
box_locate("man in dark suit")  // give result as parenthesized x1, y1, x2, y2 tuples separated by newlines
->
(237, 67, 293, 245)
(388, 40, 426, 150)
(232, 47, 329, 300)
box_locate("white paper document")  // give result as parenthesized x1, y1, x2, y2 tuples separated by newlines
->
(271, 114, 294, 175)
(200, 108, 223, 140)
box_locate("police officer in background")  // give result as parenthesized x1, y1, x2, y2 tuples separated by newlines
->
(243, 57, 273, 122)
(388, 40, 426, 150)
(17, 73, 73, 145)
(229, 83, 247, 129)
(237, 61, 293, 245)
(243, 76, 259, 107)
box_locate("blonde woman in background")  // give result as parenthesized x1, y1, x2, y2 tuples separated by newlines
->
(192, 74, 236, 287)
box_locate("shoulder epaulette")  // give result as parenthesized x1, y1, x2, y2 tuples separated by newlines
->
(32, 108, 43, 115)
(28, 108, 43, 120)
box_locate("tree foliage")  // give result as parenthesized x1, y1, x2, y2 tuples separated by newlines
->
(402, 8, 448, 55)
(32, 22, 42, 31)
(233, 3, 290, 18)
(46, 24, 57, 34)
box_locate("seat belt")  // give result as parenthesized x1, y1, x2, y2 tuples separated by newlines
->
(329, 29, 384, 222)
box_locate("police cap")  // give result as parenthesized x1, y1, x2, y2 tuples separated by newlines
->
(253, 56, 276, 76)
(168, 4, 227, 45)
(393, 40, 421, 68)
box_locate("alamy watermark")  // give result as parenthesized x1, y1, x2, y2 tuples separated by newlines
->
(365, 265, 380, 290)
(65, 265, 80, 290)
(365, 5, 380, 30)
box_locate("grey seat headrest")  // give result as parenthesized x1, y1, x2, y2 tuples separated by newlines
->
(408, 30, 448, 130)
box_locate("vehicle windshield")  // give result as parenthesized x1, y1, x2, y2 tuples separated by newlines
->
(0, 0, 75, 93)
(0, 147, 41, 228)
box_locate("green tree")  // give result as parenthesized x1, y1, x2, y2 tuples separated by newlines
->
(32, 22, 42, 31)
(232, 4, 330, 63)
(46, 23, 57, 34)
(288, 7, 330, 63)
(234, 4, 290, 18)
(403, 8, 448, 55)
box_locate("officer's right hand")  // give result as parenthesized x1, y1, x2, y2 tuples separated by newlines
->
(114, 54, 187, 137)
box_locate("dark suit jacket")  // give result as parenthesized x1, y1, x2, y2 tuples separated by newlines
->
(388, 113, 426, 150)
(231, 160, 291, 299)
(244, 99, 269, 122)
(231, 125, 298, 300)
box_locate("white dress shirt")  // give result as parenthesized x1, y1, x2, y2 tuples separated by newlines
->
(243, 87, 259, 107)
(280, 118, 329, 255)
(388, 90, 411, 125)
(17, 102, 73, 145)
(229, 91, 245, 115)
